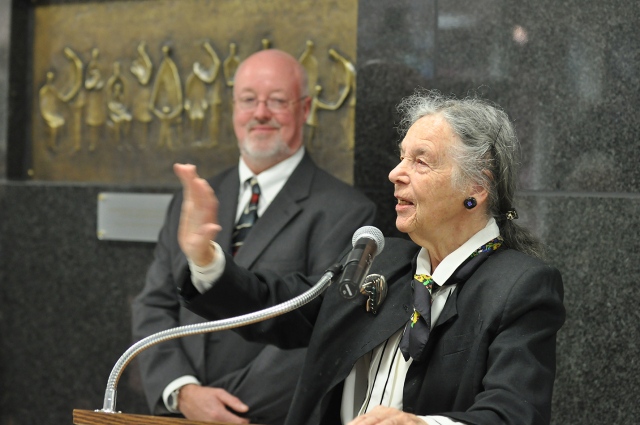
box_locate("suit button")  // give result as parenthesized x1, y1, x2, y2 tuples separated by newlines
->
(403, 304, 409, 312)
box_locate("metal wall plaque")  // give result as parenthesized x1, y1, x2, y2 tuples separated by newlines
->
(97, 192, 173, 242)
(30, 0, 358, 185)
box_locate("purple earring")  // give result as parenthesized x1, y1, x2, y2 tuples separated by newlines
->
(463, 197, 477, 209)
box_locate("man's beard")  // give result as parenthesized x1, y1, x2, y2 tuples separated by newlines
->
(240, 134, 292, 161)
(239, 121, 292, 161)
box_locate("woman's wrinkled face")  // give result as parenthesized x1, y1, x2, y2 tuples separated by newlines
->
(388, 114, 469, 246)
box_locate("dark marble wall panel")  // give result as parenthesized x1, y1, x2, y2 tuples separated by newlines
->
(354, 0, 640, 424)
(5, 0, 30, 180)
(0, 0, 10, 179)
(355, 0, 437, 238)
(0, 184, 161, 423)
(355, 0, 640, 202)
(516, 194, 640, 424)
(1, 2, 12, 420)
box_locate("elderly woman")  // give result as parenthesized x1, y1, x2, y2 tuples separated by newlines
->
(176, 91, 565, 425)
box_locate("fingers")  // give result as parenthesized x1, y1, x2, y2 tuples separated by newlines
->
(174, 163, 222, 265)
(179, 386, 250, 424)
(174, 163, 197, 201)
(214, 408, 250, 424)
(212, 388, 250, 424)
(174, 163, 214, 217)
(347, 406, 428, 425)
(215, 388, 249, 413)
(173, 162, 196, 182)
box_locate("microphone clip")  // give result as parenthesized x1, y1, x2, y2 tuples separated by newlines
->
(360, 274, 387, 314)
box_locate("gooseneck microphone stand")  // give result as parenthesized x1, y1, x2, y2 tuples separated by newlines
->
(99, 264, 343, 414)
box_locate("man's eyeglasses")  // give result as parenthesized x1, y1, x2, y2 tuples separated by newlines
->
(235, 96, 307, 112)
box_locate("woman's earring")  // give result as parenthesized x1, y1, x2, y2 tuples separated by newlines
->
(463, 197, 477, 209)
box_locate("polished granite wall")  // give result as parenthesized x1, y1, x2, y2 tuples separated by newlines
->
(0, 0, 9, 178)
(1, 1, 639, 424)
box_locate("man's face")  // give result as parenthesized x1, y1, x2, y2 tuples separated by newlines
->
(232, 52, 309, 170)
(388, 114, 469, 247)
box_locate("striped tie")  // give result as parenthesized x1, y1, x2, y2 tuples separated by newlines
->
(231, 177, 260, 256)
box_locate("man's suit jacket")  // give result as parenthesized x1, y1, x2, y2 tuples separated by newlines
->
(132, 152, 376, 424)
(183, 238, 566, 425)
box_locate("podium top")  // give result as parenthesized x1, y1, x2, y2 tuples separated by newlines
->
(73, 409, 262, 425)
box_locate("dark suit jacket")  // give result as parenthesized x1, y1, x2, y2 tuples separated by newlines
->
(132, 152, 376, 424)
(183, 237, 566, 425)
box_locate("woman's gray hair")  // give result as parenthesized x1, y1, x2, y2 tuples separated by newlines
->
(396, 89, 544, 258)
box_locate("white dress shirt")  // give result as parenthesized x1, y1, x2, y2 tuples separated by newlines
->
(235, 146, 305, 221)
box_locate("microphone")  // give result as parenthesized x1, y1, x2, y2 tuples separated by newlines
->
(338, 226, 385, 299)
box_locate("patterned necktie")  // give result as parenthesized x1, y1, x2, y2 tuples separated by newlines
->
(399, 274, 434, 362)
(231, 177, 260, 256)
(399, 237, 503, 361)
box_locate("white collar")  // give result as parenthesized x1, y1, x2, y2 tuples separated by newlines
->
(237, 147, 305, 205)
(415, 217, 500, 287)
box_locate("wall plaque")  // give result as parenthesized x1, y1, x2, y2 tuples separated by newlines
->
(97, 192, 173, 242)
(31, 0, 358, 185)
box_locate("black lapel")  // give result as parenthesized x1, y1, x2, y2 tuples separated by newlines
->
(403, 247, 502, 411)
(432, 248, 500, 330)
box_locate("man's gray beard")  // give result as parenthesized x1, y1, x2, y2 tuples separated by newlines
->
(240, 135, 292, 162)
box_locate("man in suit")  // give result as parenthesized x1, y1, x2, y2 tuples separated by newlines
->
(176, 91, 565, 425)
(131, 49, 376, 425)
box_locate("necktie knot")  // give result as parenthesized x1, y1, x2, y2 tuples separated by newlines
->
(248, 176, 260, 196)
(232, 177, 261, 256)
(414, 273, 434, 289)
(411, 274, 434, 321)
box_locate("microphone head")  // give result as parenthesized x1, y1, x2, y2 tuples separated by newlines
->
(352, 226, 385, 257)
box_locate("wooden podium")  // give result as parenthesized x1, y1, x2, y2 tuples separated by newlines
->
(73, 409, 248, 425)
